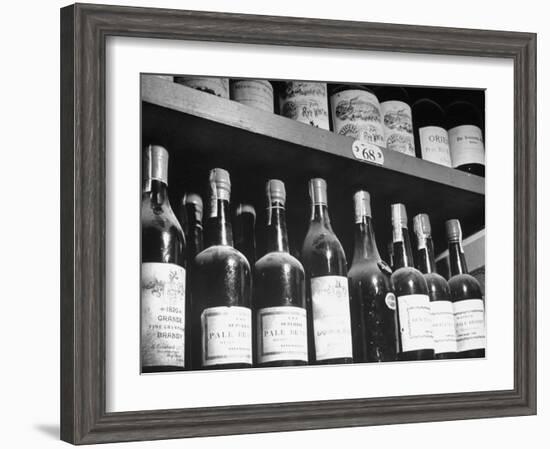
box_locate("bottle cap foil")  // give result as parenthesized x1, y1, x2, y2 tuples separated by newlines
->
(266, 179, 286, 205)
(143, 144, 169, 185)
(309, 178, 327, 205)
(446, 219, 462, 242)
(353, 190, 372, 222)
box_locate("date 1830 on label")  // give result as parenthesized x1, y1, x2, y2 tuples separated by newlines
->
(351, 140, 385, 165)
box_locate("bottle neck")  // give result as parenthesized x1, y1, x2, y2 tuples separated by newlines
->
(310, 203, 333, 230)
(266, 203, 289, 253)
(393, 227, 414, 269)
(209, 199, 233, 247)
(417, 237, 437, 274)
(143, 179, 169, 205)
(352, 216, 380, 263)
(449, 240, 468, 275)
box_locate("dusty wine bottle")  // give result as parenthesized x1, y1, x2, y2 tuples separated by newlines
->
(141, 145, 187, 373)
(278, 81, 330, 129)
(390, 204, 434, 361)
(254, 180, 308, 367)
(413, 214, 457, 359)
(376, 86, 415, 157)
(192, 169, 253, 369)
(412, 98, 452, 167)
(235, 203, 257, 267)
(179, 193, 204, 262)
(330, 84, 385, 148)
(445, 101, 485, 176)
(230, 79, 274, 112)
(348, 191, 397, 363)
(446, 219, 486, 358)
(174, 76, 229, 98)
(301, 178, 353, 364)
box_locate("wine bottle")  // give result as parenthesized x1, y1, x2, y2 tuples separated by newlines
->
(179, 193, 204, 262)
(141, 145, 187, 373)
(390, 204, 434, 361)
(446, 219, 486, 358)
(376, 86, 415, 157)
(178, 193, 204, 370)
(445, 101, 485, 176)
(235, 203, 257, 267)
(301, 178, 353, 364)
(330, 84, 385, 148)
(192, 168, 253, 369)
(413, 214, 457, 359)
(348, 191, 397, 363)
(412, 98, 452, 167)
(254, 180, 308, 367)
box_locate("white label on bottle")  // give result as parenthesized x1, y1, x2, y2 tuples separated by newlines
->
(279, 82, 330, 130)
(431, 300, 458, 354)
(257, 306, 308, 363)
(141, 262, 186, 368)
(419, 126, 452, 167)
(311, 275, 353, 361)
(331, 89, 385, 147)
(380, 100, 415, 156)
(385, 292, 397, 311)
(230, 80, 274, 113)
(351, 140, 385, 165)
(453, 299, 486, 352)
(201, 306, 252, 366)
(448, 125, 485, 168)
(397, 294, 433, 352)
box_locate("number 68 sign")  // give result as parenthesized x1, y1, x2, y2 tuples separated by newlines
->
(351, 140, 385, 166)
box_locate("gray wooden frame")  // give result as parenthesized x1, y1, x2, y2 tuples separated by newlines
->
(60, 3, 537, 445)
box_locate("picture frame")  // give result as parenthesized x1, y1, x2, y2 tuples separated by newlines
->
(60, 3, 536, 444)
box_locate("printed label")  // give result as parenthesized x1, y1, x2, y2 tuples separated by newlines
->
(331, 89, 385, 147)
(448, 125, 485, 168)
(380, 100, 415, 156)
(419, 126, 452, 167)
(257, 306, 308, 363)
(230, 80, 274, 113)
(201, 306, 252, 366)
(311, 275, 353, 361)
(351, 140, 385, 165)
(453, 299, 486, 352)
(385, 292, 396, 311)
(279, 82, 330, 129)
(397, 294, 433, 352)
(431, 300, 458, 354)
(141, 262, 186, 368)
(174, 76, 229, 98)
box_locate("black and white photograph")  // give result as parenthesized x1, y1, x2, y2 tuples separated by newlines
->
(140, 75, 487, 373)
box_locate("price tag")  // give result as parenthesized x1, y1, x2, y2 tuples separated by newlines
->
(351, 140, 385, 166)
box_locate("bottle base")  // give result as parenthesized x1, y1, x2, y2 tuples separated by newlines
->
(398, 349, 434, 361)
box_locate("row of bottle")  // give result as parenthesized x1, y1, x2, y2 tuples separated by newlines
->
(166, 76, 485, 177)
(141, 145, 486, 372)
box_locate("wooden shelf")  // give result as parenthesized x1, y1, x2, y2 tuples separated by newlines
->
(141, 76, 485, 259)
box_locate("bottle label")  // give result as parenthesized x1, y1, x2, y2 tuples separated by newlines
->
(141, 262, 186, 368)
(230, 80, 274, 113)
(201, 306, 252, 366)
(419, 126, 452, 167)
(174, 76, 229, 98)
(453, 299, 486, 352)
(397, 294, 433, 352)
(310, 275, 353, 361)
(279, 82, 330, 130)
(257, 306, 308, 363)
(380, 100, 415, 156)
(430, 300, 458, 354)
(448, 125, 485, 168)
(331, 89, 385, 147)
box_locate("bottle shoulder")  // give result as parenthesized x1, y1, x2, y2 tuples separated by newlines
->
(142, 197, 184, 234)
(391, 266, 428, 295)
(423, 272, 451, 300)
(195, 245, 250, 269)
(255, 251, 305, 273)
(348, 258, 390, 280)
(448, 273, 483, 299)
(302, 223, 345, 255)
